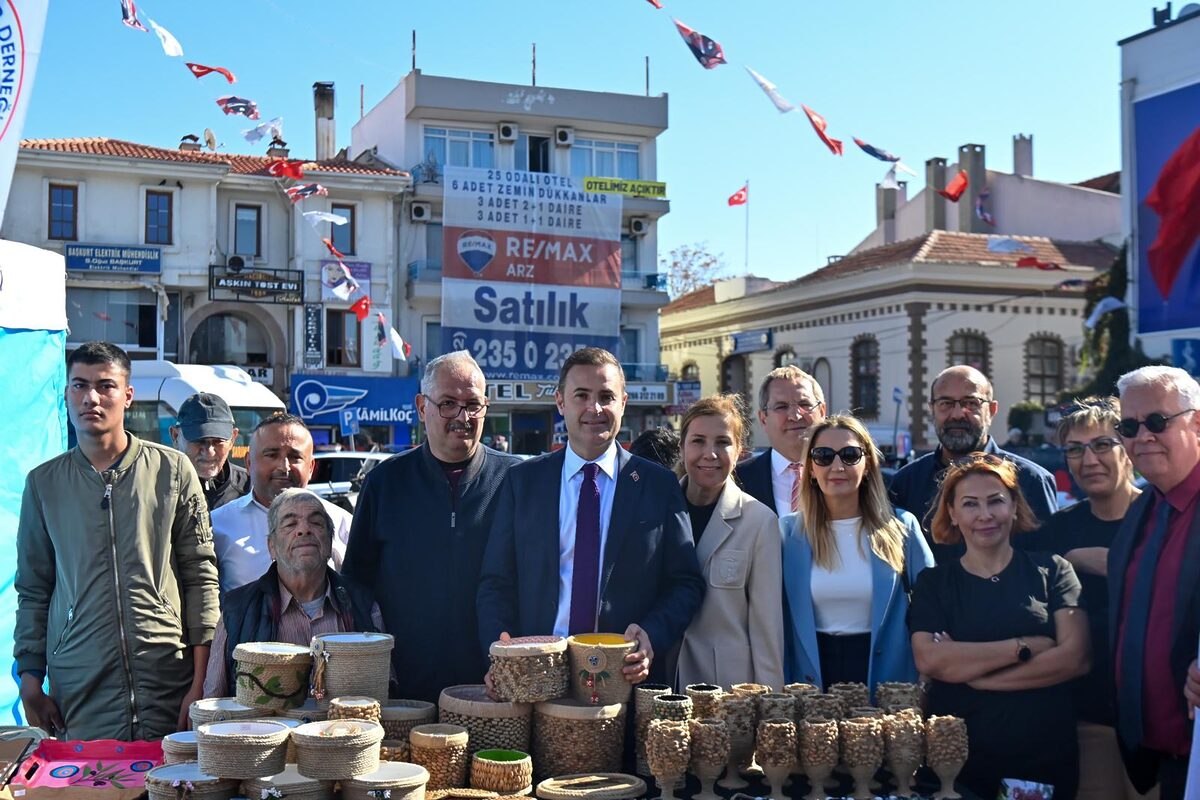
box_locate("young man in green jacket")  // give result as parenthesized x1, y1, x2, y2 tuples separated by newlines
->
(14, 341, 220, 740)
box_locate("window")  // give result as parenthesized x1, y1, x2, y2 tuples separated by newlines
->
(144, 190, 173, 245)
(67, 287, 177, 356)
(516, 134, 551, 173)
(234, 204, 261, 257)
(325, 310, 360, 367)
(424, 127, 495, 169)
(851, 336, 880, 419)
(620, 235, 638, 277)
(425, 321, 442, 363)
(426, 223, 443, 271)
(48, 183, 78, 240)
(570, 139, 639, 180)
(620, 328, 640, 364)
(681, 363, 700, 381)
(189, 313, 269, 365)
(330, 203, 355, 255)
(1026, 336, 1064, 405)
(948, 331, 990, 376)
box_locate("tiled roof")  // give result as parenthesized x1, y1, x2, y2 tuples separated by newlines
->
(1073, 171, 1120, 194)
(20, 137, 409, 178)
(661, 230, 1118, 315)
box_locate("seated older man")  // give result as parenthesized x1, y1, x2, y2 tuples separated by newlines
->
(202, 488, 382, 699)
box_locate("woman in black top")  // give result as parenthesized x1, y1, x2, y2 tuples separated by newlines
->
(908, 453, 1091, 800)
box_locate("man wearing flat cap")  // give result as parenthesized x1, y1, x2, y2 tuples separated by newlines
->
(171, 392, 249, 511)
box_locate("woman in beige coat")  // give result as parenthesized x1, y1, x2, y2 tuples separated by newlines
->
(674, 394, 785, 690)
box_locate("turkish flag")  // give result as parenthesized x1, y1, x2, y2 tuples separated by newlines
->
(266, 159, 305, 180)
(322, 238, 346, 260)
(937, 170, 969, 202)
(1016, 256, 1064, 271)
(185, 62, 236, 84)
(728, 185, 748, 206)
(350, 296, 371, 322)
(801, 105, 843, 156)
(646, 0, 663, 7)
(1145, 124, 1200, 299)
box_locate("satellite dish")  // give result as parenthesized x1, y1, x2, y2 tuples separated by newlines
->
(1181, 3, 1200, 17)
(204, 128, 218, 152)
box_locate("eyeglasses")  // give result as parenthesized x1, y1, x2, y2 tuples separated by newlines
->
(768, 401, 823, 416)
(932, 396, 991, 413)
(434, 399, 488, 419)
(1115, 409, 1196, 438)
(809, 446, 866, 467)
(1062, 437, 1122, 460)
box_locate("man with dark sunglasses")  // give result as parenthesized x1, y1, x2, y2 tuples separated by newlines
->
(343, 350, 521, 702)
(1109, 366, 1200, 800)
(888, 365, 1058, 562)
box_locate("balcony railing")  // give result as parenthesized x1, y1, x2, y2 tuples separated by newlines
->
(621, 272, 668, 291)
(407, 260, 442, 282)
(624, 363, 669, 382)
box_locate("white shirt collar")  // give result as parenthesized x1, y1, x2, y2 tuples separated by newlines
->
(770, 447, 801, 477)
(563, 442, 620, 481)
(225, 491, 264, 513)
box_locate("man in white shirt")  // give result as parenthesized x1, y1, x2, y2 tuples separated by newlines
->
(210, 413, 352, 596)
(733, 365, 827, 517)
(478, 347, 704, 685)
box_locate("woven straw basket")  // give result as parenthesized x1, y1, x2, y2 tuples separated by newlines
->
(241, 765, 335, 800)
(343, 761, 431, 800)
(426, 791, 498, 800)
(532, 773, 646, 800)
(566, 634, 636, 706)
(310, 632, 394, 704)
(145, 763, 238, 800)
(292, 719, 385, 781)
(234, 642, 313, 711)
(191, 697, 270, 730)
(246, 716, 302, 763)
(197, 720, 292, 779)
(279, 700, 329, 724)
(330, 696, 383, 724)
(488, 637, 568, 704)
(532, 699, 626, 782)
(440, 685, 531, 755)
(410, 724, 470, 791)
(470, 750, 532, 795)
(162, 731, 198, 764)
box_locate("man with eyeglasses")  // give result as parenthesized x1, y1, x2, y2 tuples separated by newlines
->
(734, 365, 828, 517)
(1022, 397, 1142, 800)
(1109, 366, 1200, 800)
(888, 365, 1057, 562)
(344, 350, 520, 702)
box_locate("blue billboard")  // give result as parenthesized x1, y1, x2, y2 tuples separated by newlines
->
(1134, 81, 1200, 333)
(65, 243, 161, 273)
(291, 374, 419, 443)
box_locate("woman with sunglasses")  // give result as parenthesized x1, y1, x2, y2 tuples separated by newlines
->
(1022, 398, 1142, 800)
(781, 415, 934, 691)
(909, 454, 1090, 800)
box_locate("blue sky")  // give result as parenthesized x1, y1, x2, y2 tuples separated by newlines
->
(23, 1, 1150, 283)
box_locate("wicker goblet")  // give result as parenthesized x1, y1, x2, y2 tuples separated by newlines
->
(882, 713, 925, 798)
(756, 719, 796, 800)
(652, 694, 693, 723)
(876, 682, 922, 712)
(798, 719, 839, 800)
(828, 682, 869, 714)
(758, 693, 797, 723)
(634, 684, 672, 776)
(838, 717, 883, 800)
(645, 719, 690, 800)
(800, 692, 843, 721)
(688, 718, 729, 800)
(782, 684, 818, 716)
(684, 684, 723, 721)
(848, 706, 884, 719)
(716, 694, 755, 790)
(926, 715, 968, 800)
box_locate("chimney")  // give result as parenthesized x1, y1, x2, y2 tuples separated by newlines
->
(924, 157, 946, 231)
(267, 141, 289, 159)
(178, 134, 201, 153)
(957, 143, 987, 233)
(1013, 133, 1033, 177)
(876, 183, 898, 244)
(313, 81, 335, 162)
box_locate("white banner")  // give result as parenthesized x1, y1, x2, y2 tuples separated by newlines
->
(0, 0, 49, 227)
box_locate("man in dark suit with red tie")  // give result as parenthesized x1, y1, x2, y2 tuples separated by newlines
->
(477, 347, 704, 685)
(1110, 366, 1200, 800)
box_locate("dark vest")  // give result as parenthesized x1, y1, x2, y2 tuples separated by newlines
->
(220, 563, 377, 698)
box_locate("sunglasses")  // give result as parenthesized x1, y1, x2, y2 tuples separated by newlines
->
(1115, 409, 1196, 438)
(810, 446, 866, 467)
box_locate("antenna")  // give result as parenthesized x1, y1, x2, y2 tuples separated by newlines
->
(532, 42, 537, 86)
(411, 30, 416, 71)
(645, 56, 649, 96)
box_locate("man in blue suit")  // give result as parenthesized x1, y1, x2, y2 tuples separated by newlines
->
(477, 347, 704, 685)
(734, 366, 827, 517)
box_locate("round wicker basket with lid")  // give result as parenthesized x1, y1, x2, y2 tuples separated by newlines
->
(241, 765, 335, 800)
(233, 642, 313, 711)
(292, 719, 385, 780)
(246, 716, 303, 763)
(343, 761, 431, 800)
(196, 720, 292, 779)
(162, 731, 198, 764)
(533, 773, 645, 800)
(531, 699, 625, 782)
(190, 697, 267, 730)
(470, 749, 532, 795)
(439, 685, 531, 755)
(410, 724, 470, 791)
(488, 636, 568, 704)
(330, 696, 383, 724)
(565, 634, 637, 706)
(310, 632, 394, 704)
(144, 763, 238, 800)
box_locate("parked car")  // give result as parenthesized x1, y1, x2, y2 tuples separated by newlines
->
(310, 451, 391, 512)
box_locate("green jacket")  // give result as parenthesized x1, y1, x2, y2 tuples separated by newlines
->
(15, 433, 221, 740)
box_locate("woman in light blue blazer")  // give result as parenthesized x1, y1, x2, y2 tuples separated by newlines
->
(781, 414, 934, 694)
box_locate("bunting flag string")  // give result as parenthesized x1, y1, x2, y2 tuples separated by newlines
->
(304, 210, 349, 228)
(120, 0, 148, 32)
(1085, 296, 1127, 329)
(673, 19, 726, 69)
(146, 18, 183, 57)
(284, 183, 328, 204)
(937, 170, 969, 202)
(243, 117, 284, 145)
(801, 105, 843, 156)
(1016, 256, 1064, 271)
(186, 63, 237, 84)
(266, 159, 306, 180)
(745, 67, 794, 113)
(216, 96, 261, 120)
(975, 186, 996, 226)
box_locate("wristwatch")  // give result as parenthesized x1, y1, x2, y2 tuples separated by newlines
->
(1016, 639, 1032, 663)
